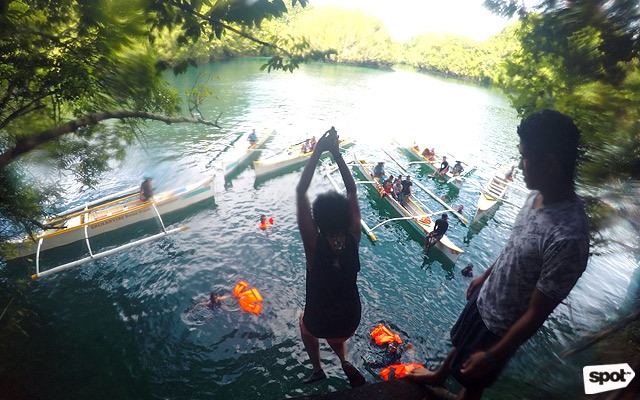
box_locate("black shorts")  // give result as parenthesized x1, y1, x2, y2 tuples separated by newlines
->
(449, 285, 506, 389)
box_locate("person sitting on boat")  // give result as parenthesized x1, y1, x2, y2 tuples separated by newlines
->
(301, 139, 312, 153)
(372, 162, 386, 181)
(451, 161, 464, 176)
(296, 126, 366, 388)
(393, 177, 403, 201)
(309, 136, 317, 151)
(424, 213, 449, 249)
(140, 176, 154, 202)
(430, 156, 449, 178)
(248, 129, 259, 147)
(421, 147, 435, 161)
(382, 179, 394, 198)
(398, 175, 413, 206)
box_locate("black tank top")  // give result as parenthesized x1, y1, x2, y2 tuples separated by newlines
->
(303, 233, 361, 338)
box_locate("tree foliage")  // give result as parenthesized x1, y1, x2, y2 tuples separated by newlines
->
(490, 0, 640, 239)
(0, 0, 313, 245)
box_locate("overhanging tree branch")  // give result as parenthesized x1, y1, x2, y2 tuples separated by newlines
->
(0, 111, 220, 170)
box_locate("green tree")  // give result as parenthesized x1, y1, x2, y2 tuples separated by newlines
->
(487, 1, 639, 234)
(0, 0, 314, 247)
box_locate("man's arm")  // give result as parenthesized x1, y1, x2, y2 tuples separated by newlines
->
(460, 288, 560, 379)
(466, 263, 495, 299)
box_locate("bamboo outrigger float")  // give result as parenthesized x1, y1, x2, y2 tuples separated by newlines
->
(350, 155, 464, 264)
(9, 176, 216, 279)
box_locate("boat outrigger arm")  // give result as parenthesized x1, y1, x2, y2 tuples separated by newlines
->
(382, 149, 469, 225)
(323, 167, 377, 242)
(367, 209, 450, 231)
(31, 201, 187, 280)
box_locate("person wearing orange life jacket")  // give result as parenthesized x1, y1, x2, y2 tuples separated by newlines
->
(259, 215, 274, 230)
(296, 127, 366, 388)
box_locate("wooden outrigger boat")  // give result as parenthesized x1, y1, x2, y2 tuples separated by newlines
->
(253, 137, 355, 180)
(401, 145, 474, 190)
(9, 176, 216, 279)
(472, 162, 517, 222)
(350, 155, 464, 264)
(217, 128, 275, 178)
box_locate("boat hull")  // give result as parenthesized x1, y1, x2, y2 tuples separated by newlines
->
(9, 176, 216, 259)
(222, 128, 275, 178)
(254, 138, 354, 180)
(472, 165, 512, 222)
(352, 157, 463, 263)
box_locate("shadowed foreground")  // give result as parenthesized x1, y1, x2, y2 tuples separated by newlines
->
(288, 379, 455, 400)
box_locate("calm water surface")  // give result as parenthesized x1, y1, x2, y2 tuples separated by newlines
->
(2, 59, 637, 399)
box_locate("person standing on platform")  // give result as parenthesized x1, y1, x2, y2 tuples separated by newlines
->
(296, 126, 366, 388)
(407, 109, 590, 400)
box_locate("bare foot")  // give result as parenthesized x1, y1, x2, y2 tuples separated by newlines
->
(405, 367, 446, 386)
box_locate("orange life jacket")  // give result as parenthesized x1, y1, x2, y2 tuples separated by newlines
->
(370, 324, 403, 345)
(379, 362, 425, 380)
(233, 281, 264, 315)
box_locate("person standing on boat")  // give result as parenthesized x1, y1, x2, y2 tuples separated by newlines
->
(248, 129, 258, 147)
(407, 109, 590, 400)
(398, 175, 413, 206)
(372, 161, 386, 182)
(140, 176, 153, 202)
(296, 126, 366, 388)
(424, 213, 449, 249)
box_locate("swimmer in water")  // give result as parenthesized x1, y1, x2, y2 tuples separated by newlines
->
(195, 292, 230, 309)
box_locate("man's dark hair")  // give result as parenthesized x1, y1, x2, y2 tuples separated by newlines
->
(312, 191, 351, 234)
(517, 109, 581, 180)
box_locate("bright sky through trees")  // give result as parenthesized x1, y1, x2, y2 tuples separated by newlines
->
(309, 0, 513, 41)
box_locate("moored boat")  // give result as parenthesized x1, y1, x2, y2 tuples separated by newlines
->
(351, 155, 464, 263)
(8, 176, 216, 266)
(219, 128, 275, 178)
(472, 162, 517, 222)
(401, 145, 474, 190)
(253, 137, 354, 180)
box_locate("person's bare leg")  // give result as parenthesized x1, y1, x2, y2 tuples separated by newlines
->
(299, 314, 326, 383)
(406, 348, 456, 386)
(328, 339, 365, 387)
(327, 340, 346, 362)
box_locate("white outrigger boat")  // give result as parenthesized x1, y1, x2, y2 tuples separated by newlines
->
(254, 137, 355, 180)
(218, 128, 275, 178)
(472, 162, 517, 222)
(401, 145, 474, 190)
(350, 155, 464, 264)
(9, 176, 216, 279)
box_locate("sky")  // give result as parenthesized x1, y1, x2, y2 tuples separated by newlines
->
(308, 0, 515, 42)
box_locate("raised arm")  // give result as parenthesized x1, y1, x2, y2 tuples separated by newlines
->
(296, 130, 333, 263)
(327, 128, 361, 243)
